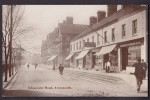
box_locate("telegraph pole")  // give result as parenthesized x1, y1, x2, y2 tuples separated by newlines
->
(9, 5, 13, 77)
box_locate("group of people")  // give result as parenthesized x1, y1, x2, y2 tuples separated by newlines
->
(53, 64, 64, 75)
(133, 59, 147, 92)
(26, 63, 38, 69)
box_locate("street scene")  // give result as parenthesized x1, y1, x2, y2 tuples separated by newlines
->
(2, 5, 148, 97)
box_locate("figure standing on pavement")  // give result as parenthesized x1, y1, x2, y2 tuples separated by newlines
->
(106, 60, 111, 73)
(133, 59, 145, 92)
(58, 64, 64, 75)
(27, 64, 30, 70)
(53, 65, 55, 71)
(141, 59, 148, 79)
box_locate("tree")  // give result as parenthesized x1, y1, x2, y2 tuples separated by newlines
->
(2, 5, 31, 82)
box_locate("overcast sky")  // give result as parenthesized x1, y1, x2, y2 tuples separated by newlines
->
(19, 5, 110, 54)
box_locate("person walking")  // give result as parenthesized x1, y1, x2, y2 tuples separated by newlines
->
(141, 59, 148, 79)
(59, 64, 64, 75)
(27, 64, 30, 70)
(133, 59, 145, 92)
(35, 63, 38, 69)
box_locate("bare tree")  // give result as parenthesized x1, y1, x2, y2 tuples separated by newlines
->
(2, 5, 32, 82)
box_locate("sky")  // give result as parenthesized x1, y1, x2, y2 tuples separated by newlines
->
(19, 5, 111, 54)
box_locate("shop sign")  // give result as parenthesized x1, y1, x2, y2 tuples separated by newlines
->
(84, 42, 96, 47)
(120, 41, 143, 47)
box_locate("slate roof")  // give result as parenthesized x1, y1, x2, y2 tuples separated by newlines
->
(71, 6, 146, 42)
(58, 23, 88, 34)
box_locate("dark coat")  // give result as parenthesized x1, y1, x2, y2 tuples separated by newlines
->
(133, 63, 144, 79)
(141, 62, 147, 71)
(59, 65, 64, 71)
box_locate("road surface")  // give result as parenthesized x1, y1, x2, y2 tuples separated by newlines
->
(3, 64, 148, 97)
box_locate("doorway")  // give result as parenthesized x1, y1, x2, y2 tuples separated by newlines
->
(121, 47, 128, 70)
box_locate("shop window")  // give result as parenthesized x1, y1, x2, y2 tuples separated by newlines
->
(122, 24, 126, 38)
(112, 28, 115, 42)
(128, 45, 141, 66)
(104, 31, 107, 43)
(132, 19, 137, 35)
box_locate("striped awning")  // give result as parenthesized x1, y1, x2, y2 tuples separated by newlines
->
(96, 44, 117, 55)
(65, 53, 74, 60)
(75, 50, 89, 60)
(48, 55, 57, 61)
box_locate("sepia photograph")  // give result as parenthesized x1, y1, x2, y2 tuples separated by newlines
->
(2, 5, 148, 97)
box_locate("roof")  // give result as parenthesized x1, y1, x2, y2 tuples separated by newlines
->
(58, 23, 88, 34)
(71, 6, 146, 42)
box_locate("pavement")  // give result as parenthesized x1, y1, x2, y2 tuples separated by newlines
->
(3, 67, 21, 89)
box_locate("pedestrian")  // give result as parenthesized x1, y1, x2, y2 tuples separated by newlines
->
(141, 59, 148, 79)
(58, 64, 64, 75)
(133, 59, 145, 92)
(27, 64, 30, 70)
(106, 60, 111, 73)
(53, 65, 55, 71)
(35, 63, 38, 69)
(105, 62, 107, 72)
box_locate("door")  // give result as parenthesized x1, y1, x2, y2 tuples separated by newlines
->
(121, 47, 128, 70)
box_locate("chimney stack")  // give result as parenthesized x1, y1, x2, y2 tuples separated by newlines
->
(107, 5, 117, 17)
(89, 16, 97, 27)
(66, 17, 73, 24)
(121, 5, 141, 9)
(97, 10, 106, 22)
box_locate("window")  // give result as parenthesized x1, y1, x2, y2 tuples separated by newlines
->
(112, 28, 115, 41)
(83, 40, 85, 48)
(70, 45, 72, 52)
(87, 38, 89, 42)
(74, 43, 75, 51)
(80, 41, 81, 49)
(132, 20, 137, 35)
(76, 42, 78, 50)
(92, 36, 94, 42)
(104, 31, 107, 43)
(122, 24, 126, 38)
(97, 34, 100, 45)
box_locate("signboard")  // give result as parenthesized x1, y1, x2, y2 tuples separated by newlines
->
(120, 41, 143, 47)
(84, 42, 96, 47)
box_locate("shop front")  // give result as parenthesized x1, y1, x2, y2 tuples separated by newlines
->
(48, 55, 57, 67)
(75, 50, 91, 69)
(64, 53, 75, 68)
(96, 44, 118, 72)
(119, 38, 144, 73)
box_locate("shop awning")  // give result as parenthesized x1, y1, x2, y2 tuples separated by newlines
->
(96, 44, 117, 55)
(48, 55, 57, 62)
(65, 53, 74, 60)
(75, 50, 89, 60)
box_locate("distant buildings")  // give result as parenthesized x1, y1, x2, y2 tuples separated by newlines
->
(41, 17, 88, 67)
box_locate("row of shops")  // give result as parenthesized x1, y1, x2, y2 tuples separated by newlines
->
(64, 38, 145, 73)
